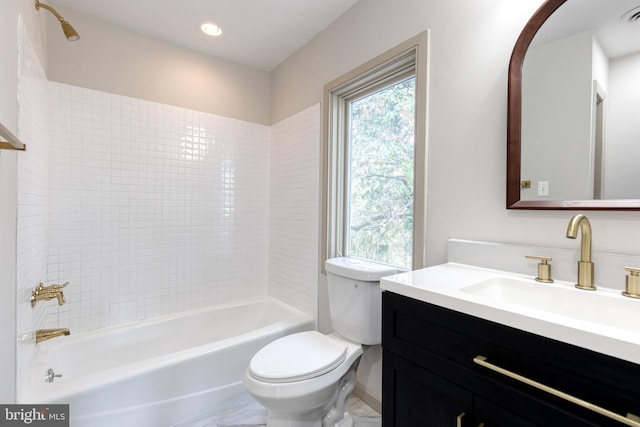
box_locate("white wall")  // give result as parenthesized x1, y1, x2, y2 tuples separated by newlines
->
(45, 84, 270, 333)
(0, 0, 48, 403)
(268, 104, 321, 318)
(0, 0, 19, 393)
(272, 0, 640, 260)
(45, 6, 272, 126)
(15, 15, 51, 399)
(521, 31, 595, 201)
(604, 52, 640, 199)
(592, 36, 609, 94)
(0, 146, 18, 403)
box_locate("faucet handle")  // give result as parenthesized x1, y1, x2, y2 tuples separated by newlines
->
(622, 267, 640, 299)
(30, 282, 69, 307)
(37, 282, 68, 292)
(525, 255, 554, 283)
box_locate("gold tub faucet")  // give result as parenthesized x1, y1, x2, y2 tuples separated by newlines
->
(31, 282, 68, 307)
(566, 214, 596, 291)
(36, 328, 70, 343)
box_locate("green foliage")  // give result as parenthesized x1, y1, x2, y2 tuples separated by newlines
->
(348, 77, 415, 269)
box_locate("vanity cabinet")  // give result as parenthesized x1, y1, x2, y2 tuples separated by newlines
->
(382, 291, 640, 427)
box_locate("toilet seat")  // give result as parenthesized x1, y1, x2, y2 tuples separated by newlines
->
(249, 331, 347, 383)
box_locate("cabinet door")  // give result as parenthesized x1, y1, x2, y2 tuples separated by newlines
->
(383, 351, 473, 427)
(475, 397, 607, 427)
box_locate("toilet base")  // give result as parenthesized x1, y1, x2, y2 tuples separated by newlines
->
(264, 363, 359, 427)
(321, 363, 357, 427)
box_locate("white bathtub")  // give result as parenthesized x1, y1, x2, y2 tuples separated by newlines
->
(23, 297, 314, 427)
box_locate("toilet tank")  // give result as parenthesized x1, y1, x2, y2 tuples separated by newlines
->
(325, 257, 399, 345)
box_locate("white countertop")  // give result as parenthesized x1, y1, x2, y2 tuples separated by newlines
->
(381, 262, 640, 365)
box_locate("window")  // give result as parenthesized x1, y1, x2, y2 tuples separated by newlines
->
(322, 32, 428, 271)
(348, 77, 415, 269)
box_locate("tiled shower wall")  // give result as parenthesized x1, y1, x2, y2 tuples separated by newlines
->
(46, 84, 270, 332)
(268, 105, 320, 318)
(15, 15, 50, 399)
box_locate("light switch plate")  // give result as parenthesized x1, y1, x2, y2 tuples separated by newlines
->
(538, 180, 549, 197)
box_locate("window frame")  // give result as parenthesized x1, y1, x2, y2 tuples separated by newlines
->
(321, 31, 429, 272)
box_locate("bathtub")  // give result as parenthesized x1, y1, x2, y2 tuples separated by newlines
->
(23, 297, 314, 427)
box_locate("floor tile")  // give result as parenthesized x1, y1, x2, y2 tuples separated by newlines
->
(173, 393, 380, 427)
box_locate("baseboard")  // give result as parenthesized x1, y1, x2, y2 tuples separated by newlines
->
(353, 381, 382, 415)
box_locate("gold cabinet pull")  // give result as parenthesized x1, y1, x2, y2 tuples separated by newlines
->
(473, 356, 640, 427)
(456, 412, 465, 427)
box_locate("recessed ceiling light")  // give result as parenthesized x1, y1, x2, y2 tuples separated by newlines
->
(201, 23, 223, 37)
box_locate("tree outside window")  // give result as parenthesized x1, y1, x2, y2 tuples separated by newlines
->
(348, 77, 415, 269)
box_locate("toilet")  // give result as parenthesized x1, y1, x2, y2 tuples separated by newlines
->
(243, 257, 398, 427)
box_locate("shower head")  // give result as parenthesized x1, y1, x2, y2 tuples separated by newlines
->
(35, 0, 80, 41)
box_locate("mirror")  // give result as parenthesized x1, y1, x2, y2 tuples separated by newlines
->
(507, 0, 640, 209)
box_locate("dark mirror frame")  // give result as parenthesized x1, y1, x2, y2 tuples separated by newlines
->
(507, 0, 640, 210)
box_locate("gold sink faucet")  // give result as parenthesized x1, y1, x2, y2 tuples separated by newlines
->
(31, 282, 68, 307)
(566, 214, 596, 291)
(36, 328, 70, 343)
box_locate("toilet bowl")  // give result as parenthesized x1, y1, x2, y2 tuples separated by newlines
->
(243, 257, 398, 427)
(243, 331, 362, 427)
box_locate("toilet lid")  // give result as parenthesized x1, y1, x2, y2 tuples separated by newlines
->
(249, 331, 347, 383)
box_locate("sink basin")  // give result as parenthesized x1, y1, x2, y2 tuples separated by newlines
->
(461, 276, 640, 333)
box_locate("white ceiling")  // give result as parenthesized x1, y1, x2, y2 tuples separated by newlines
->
(47, 0, 360, 71)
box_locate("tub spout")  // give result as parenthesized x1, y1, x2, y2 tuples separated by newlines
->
(36, 328, 70, 343)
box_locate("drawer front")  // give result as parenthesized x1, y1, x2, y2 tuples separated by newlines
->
(382, 291, 640, 419)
